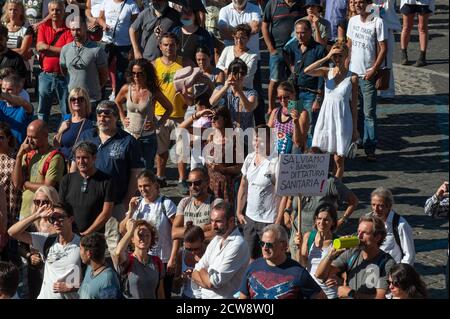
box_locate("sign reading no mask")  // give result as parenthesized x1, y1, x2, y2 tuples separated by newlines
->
(276, 154, 330, 196)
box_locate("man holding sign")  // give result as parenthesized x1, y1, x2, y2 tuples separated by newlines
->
(236, 125, 282, 261)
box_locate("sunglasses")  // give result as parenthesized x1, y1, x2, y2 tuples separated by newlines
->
(387, 280, 399, 287)
(81, 178, 88, 193)
(132, 71, 144, 77)
(186, 180, 203, 187)
(70, 96, 85, 103)
(277, 96, 290, 101)
(33, 199, 51, 207)
(48, 215, 67, 225)
(96, 108, 115, 116)
(259, 241, 275, 249)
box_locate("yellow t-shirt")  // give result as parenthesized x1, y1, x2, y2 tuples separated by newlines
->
(19, 151, 65, 220)
(154, 57, 186, 119)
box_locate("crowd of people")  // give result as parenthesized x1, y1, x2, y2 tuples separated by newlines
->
(0, 0, 446, 300)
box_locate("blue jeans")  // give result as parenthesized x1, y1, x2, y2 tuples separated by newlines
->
(299, 90, 318, 148)
(37, 72, 69, 123)
(358, 77, 378, 155)
(138, 133, 157, 171)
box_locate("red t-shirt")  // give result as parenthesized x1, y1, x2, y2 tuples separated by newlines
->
(37, 20, 74, 73)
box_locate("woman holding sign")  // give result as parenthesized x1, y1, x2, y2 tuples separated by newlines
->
(268, 81, 309, 155)
(304, 41, 359, 179)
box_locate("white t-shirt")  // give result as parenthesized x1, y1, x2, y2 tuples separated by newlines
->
(347, 15, 387, 76)
(90, 0, 105, 18)
(218, 2, 261, 59)
(242, 152, 280, 223)
(216, 45, 257, 89)
(131, 196, 176, 263)
(31, 232, 81, 299)
(100, 0, 140, 45)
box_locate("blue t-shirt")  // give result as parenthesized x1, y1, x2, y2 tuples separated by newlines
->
(239, 257, 322, 299)
(0, 101, 32, 144)
(58, 117, 94, 160)
(77, 128, 144, 202)
(78, 265, 122, 299)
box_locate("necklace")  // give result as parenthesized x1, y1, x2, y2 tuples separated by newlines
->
(91, 265, 106, 277)
(181, 31, 193, 53)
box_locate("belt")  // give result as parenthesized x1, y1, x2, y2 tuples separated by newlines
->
(43, 71, 64, 77)
(298, 87, 320, 94)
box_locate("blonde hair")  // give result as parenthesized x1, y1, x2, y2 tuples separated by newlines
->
(1, 0, 26, 25)
(68, 87, 91, 117)
(32, 186, 60, 212)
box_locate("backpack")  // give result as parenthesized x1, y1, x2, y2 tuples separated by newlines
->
(25, 149, 65, 177)
(307, 230, 339, 252)
(42, 235, 58, 261)
(121, 253, 163, 298)
(391, 212, 404, 259)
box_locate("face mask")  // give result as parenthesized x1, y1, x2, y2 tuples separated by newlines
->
(181, 18, 193, 27)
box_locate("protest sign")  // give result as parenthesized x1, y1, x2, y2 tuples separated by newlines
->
(276, 154, 330, 196)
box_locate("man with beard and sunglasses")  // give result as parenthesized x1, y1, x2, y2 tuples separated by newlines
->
(192, 201, 249, 299)
(74, 101, 144, 258)
(59, 142, 114, 238)
(8, 202, 82, 299)
(13, 119, 65, 221)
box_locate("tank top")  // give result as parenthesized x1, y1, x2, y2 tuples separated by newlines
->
(307, 243, 338, 299)
(153, 57, 186, 118)
(274, 108, 294, 154)
(181, 250, 202, 299)
(125, 85, 154, 137)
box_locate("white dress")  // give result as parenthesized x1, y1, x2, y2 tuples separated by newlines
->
(312, 69, 353, 156)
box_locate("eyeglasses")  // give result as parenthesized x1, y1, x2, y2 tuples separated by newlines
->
(186, 180, 203, 187)
(259, 241, 275, 249)
(132, 71, 144, 77)
(33, 199, 51, 207)
(81, 178, 88, 193)
(70, 96, 85, 103)
(49, 215, 67, 225)
(96, 108, 115, 116)
(277, 96, 290, 102)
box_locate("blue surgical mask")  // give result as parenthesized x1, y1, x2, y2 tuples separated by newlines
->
(181, 18, 194, 27)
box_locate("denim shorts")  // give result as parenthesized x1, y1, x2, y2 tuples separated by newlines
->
(401, 4, 432, 15)
(269, 51, 287, 82)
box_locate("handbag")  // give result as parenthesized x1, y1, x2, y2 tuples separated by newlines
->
(87, 24, 103, 42)
(374, 26, 390, 90)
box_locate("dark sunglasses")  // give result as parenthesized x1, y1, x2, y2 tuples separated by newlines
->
(186, 180, 203, 187)
(70, 96, 85, 103)
(132, 71, 144, 77)
(81, 178, 88, 193)
(185, 246, 202, 252)
(49, 215, 67, 224)
(387, 280, 399, 287)
(96, 108, 115, 116)
(259, 241, 275, 249)
(33, 199, 50, 207)
(277, 96, 290, 101)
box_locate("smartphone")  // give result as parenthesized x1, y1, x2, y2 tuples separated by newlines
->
(287, 100, 303, 113)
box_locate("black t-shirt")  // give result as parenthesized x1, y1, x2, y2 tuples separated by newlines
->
(59, 170, 115, 233)
(0, 49, 28, 79)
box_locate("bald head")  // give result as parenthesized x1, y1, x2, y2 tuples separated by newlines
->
(26, 120, 49, 150)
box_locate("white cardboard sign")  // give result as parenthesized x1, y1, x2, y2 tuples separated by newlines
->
(276, 154, 330, 196)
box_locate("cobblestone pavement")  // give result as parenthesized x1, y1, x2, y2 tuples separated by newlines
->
(42, 1, 448, 299)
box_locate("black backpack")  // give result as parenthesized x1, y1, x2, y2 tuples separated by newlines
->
(42, 235, 58, 261)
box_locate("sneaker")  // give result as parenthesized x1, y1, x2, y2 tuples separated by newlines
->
(178, 180, 189, 195)
(157, 177, 167, 188)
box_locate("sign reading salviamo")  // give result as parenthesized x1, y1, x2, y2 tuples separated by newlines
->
(276, 154, 330, 196)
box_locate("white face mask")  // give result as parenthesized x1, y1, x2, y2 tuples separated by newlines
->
(232, 0, 247, 9)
